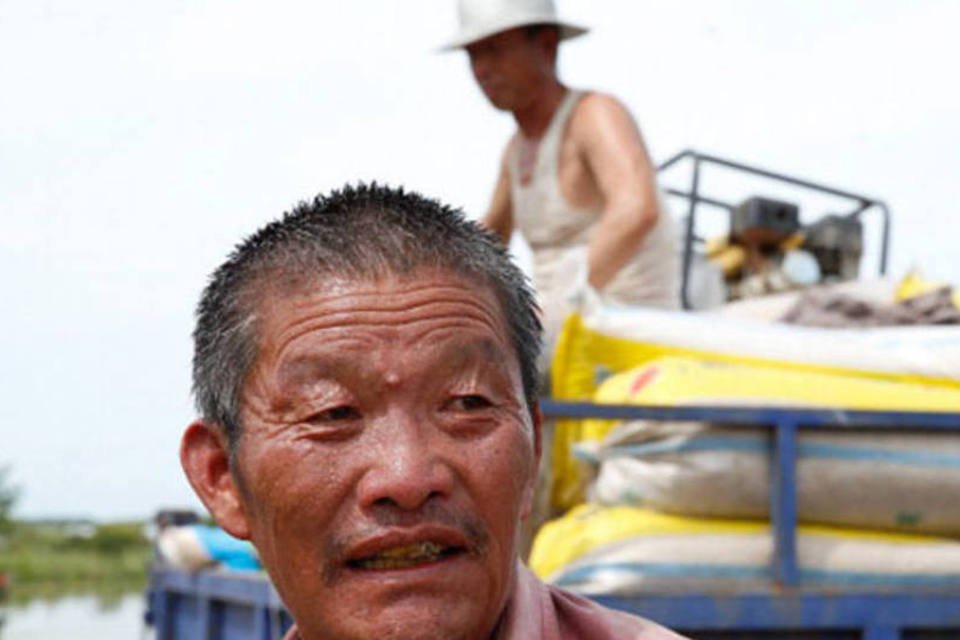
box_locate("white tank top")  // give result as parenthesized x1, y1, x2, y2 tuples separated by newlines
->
(508, 90, 679, 312)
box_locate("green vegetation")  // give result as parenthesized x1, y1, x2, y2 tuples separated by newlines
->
(0, 466, 152, 600)
(0, 465, 17, 534)
(0, 519, 152, 593)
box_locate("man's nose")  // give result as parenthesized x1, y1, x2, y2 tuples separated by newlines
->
(356, 414, 455, 512)
(469, 51, 490, 82)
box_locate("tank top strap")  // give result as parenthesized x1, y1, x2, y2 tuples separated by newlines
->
(509, 90, 584, 179)
(537, 89, 584, 161)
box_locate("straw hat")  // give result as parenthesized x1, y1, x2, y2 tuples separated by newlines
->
(440, 0, 588, 51)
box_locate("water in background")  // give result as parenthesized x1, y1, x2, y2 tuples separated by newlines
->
(0, 591, 149, 640)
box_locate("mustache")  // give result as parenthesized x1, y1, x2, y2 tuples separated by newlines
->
(322, 502, 489, 585)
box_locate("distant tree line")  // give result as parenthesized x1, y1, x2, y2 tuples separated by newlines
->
(0, 465, 17, 534)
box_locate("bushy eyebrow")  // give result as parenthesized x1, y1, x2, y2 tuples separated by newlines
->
(277, 355, 353, 388)
(436, 337, 511, 371)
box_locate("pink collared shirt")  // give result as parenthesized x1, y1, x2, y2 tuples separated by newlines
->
(283, 563, 686, 639)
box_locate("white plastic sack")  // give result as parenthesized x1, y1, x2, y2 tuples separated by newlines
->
(588, 420, 960, 535)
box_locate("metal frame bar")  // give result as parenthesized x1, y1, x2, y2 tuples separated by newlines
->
(657, 149, 893, 309)
(538, 401, 960, 430)
(771, 418, 799, 586)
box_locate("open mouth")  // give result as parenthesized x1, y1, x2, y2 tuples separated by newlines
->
(348, 541, 464, 571)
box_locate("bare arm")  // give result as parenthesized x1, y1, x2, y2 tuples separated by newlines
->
(482, 142, 514, 244)
(574, 94, 661, 290)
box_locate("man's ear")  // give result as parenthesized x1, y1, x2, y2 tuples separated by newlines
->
(538, 27, 561, 69)
(531, 400, 543, 474)
(520, 400, 544, 520)
(180, 420, 251, 540)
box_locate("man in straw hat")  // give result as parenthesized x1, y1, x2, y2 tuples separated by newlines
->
(443, 0, 679, 365)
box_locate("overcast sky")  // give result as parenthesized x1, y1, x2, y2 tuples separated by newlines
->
(2, 0, 958, 520)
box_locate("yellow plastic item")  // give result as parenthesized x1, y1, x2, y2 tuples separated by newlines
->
(704, 236, 746, 277)
(779, 231, 806, 252)
(704, 236, 729, 258)
(896, 269, 960, 309)
(529, 504, 948, 581)
(712, 245, 747, 277)
(581, 356, 960, 444)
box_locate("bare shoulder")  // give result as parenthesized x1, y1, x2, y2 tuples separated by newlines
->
(576, 91, 633, 116)
(569, 91, 643, 148)
(572, 92, 639, 129)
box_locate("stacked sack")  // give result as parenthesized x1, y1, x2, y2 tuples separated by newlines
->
(532, 290, 960, 594)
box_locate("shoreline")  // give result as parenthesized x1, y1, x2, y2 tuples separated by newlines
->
(0, 520, 151, 605)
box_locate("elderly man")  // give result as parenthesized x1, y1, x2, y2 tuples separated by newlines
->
(443, 0, 678, 355)
(180, 185, 684, 639)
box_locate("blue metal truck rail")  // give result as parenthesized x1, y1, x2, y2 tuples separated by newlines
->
(146, 402, 960, 639)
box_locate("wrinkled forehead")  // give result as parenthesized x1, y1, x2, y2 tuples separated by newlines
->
(248, 265, 516, 357)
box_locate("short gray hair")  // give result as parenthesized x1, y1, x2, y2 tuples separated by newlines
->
(192, 183, 542, 448)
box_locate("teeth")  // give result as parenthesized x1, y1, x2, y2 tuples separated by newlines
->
(379, 541, 443, 559)
(356, 541, 450, 570)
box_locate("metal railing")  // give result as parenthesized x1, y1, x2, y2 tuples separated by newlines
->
(657, 150, 893, 310)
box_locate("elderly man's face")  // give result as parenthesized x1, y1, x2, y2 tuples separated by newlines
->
(188, 268, 539, 640)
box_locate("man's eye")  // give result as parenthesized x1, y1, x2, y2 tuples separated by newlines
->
(450, 395, 493, 411)
(310, 405, 360, 422)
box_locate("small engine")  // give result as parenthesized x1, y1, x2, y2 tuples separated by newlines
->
(707, 197, 864, 301)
